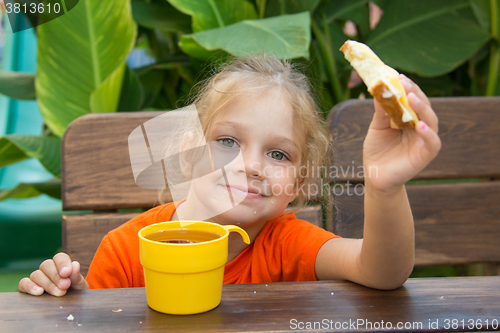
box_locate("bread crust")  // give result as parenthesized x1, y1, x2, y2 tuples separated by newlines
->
(339, 42, 349, 54)
(370, 82, 417, 129)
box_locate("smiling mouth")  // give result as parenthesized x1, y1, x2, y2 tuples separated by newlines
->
(224, 185, 267, 198)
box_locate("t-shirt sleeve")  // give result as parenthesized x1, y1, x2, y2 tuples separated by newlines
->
(280, 219, 341, 282)
(85, 235, 131, 289)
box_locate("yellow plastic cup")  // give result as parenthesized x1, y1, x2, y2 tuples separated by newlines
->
(138, 221, 250, 315)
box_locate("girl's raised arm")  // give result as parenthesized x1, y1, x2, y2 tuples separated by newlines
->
(315, 75, 441, 289)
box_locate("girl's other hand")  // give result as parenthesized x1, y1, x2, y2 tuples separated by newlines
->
(18, 252, 89, 296)
(363, 74, 442, 192)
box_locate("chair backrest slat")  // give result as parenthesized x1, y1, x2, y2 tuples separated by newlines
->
(62, 112, 171, 211)
(333, 181, 500, 266)
(63, 213, 140, 276)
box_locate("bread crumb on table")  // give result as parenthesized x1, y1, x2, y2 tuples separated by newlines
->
(112, 309, 123, 313)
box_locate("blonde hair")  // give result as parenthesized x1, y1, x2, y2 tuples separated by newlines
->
(160, 54, 332, 208)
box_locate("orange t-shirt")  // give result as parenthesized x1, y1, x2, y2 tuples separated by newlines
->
(85, 202, 340, 289)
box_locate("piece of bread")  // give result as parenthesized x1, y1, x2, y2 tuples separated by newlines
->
(340, 40, 419, 129)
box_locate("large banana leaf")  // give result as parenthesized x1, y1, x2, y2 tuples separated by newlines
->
(0, 135, 61, 177)
(131, 0, 191, 33)
(36, 0, 137, 137)
(180, 12, 311, 60)
(0, 71, 36, 100)
(366, 0, 490, 76)
(167, 0, 257, 32)
(265, 0, 320, 16)
(0, 177, 61, 201)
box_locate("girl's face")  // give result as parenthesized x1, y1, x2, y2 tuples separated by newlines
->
(187, 90, 302, 227)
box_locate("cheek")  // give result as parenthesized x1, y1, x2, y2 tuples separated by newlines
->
(268, 167, 298, 195)
(191, 160, 216, 179)
(191, 167, 224, 189)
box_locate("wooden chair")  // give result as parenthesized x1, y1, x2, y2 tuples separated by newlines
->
(328, 97, 500, 274)
(61, 112, 323, 277)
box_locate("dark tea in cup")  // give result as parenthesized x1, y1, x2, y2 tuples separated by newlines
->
(145, 228, 222, 244)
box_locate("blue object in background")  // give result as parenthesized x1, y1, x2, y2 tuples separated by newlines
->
(127, 47, 155, 69)
(0, 12, 62, 268)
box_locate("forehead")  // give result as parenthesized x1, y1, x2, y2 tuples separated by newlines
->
(214, 90, 294, 127)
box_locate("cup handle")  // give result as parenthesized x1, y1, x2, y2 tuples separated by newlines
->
(223, 225, 250, 244)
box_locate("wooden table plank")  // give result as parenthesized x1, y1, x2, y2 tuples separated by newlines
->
(1, 277, 499, 332)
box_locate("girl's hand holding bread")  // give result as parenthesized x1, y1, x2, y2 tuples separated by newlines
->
(363, 74, 441, 192)
(340, 40, 441, 192)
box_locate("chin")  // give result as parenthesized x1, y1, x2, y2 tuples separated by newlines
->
(208, 206, 266, 225)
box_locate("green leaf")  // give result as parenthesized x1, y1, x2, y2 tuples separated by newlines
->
(366, 0, 490, 76)
(0, 71, 36, 100)
(372, 0, 390, 10)
(265, 0, 320, 16)
(35, 0, 137, 137)
(0, 177, 61, 201)
(90, 62, 126, 113)
(320, 0, 371, 38)
(167, 0, 258, 32)
(324, 0, 368, 23)
(117, 65, 143, 112)
(469, 0, 491, 31)
(327, 21, 350, 64)
(0, 138, 29, 167)
(409, 74, 465, 97)
(131, 0, 191, 33)
(135, 66, 165, 110)
(180, 12, 311, 60)
(0, 135, 61, 177)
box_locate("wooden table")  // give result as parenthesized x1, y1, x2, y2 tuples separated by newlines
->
(1, 277, 499, 332)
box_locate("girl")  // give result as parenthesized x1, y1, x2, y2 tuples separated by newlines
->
(19, 55, 441, 296)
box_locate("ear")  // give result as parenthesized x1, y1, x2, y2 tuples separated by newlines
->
(179, 132, 194, 179)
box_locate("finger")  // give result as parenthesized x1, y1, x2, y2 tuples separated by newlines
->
(399, 74, 431, 107)
(408, 92, 439, 133)
(29, 269, 67, 297)
(53, 252, 73, 278)
(414, 121, 442, 164)
(369, 99, 391, 130)
(69, 261, 89, 290)
(18, 277, 44, 296)
(39, 259, 71, 291)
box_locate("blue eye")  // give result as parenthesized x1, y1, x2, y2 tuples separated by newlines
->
(269, 151, 288, 161)
(219, 138, 238, 148)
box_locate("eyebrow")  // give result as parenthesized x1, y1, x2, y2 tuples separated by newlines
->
(214, 121, 298, 151)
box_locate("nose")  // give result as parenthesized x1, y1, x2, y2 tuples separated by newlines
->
(232, 148, 265, 180)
